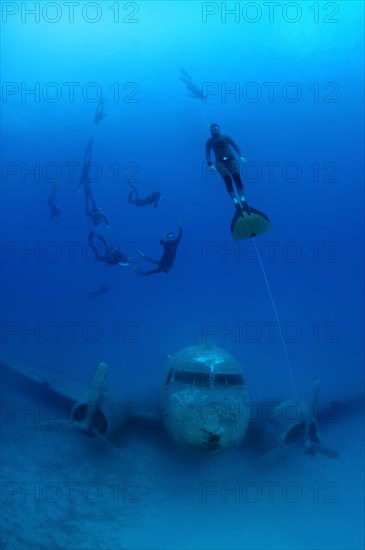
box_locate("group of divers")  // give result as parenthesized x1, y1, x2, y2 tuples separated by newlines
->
(45, 72, 342, 461)
(47, 70, 262, 298)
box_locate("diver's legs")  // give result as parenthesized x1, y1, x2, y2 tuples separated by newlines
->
(232, 172, 244, 195)
(94, 233, 108, 249)
(137, 249, 160, 265)
(142, 255, 160, 265)
(85, 190, 95, 217)
(232, 172, 251, 215)
(87, 186, 97, 212)
(47, 192, 56, 209)
(84, 139, 93, 165)
(223, 175, 243, 214)
(223, 175, 234, 195)
(87, 231, 101, 260)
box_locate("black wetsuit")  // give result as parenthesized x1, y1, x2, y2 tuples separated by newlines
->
(137, 226, 183, 276)
(206, 134, 242, 165)
(88, 231, 128, 266)
(87, 203, 110, 227)
(206, 134, 245, 195)
(79, 139, 93, 190)
(82, 176, 110, 227)
(79, 139, 109, 226)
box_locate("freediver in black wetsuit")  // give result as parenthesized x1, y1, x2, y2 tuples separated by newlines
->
(180, 69, 203, 100)
(80, 139, 110, 227)
(128, 184, 163, 208)
(79, 138, 93, 190)
(84, 182, 110, 227)
(134, 222, 183, 276)
(88, 282, 112, 299)
(88, 231, 129, 266)
(206, 123, 250, 216)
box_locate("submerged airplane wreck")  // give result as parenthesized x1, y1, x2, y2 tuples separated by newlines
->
(1, 343, 351, 463)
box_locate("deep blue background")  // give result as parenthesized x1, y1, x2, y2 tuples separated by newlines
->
(1, 1, 364, 406)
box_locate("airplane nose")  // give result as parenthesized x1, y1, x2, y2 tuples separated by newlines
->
(160, 344, 249, 453)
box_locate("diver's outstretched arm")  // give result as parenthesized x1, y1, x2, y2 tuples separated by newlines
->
(175, 222, 183, 243)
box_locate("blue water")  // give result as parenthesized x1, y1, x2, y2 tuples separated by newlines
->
(1, 2, 364, 549)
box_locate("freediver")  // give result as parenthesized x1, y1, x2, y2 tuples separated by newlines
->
(47, 183, 61, 220)
(84, 181, 110, 227)
(206, 123, 250, 216)
(179, 68, 203, 100)
(79, 138, 93, 190)
(134, 221, 183, 276)
(88, 282, 112, 299)
(88, 231, 129, 266)
(79, 139, 110, 227)
(94, 97, 107, 125)
(128, 183, 164, 208)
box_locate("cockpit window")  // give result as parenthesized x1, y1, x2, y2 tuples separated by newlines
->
(166, 371, 244, 387)
(174, 371, 210, 385)
(214, 373, 244, 386)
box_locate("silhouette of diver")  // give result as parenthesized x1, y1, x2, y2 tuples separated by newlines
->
(180, 69, 203, 100)
(88, 282, 112, 299)
(80, 139, 110, 227)
(79, 138, 93, 190)
(84, 182, 110, 227)
(94, 97, 107, 125)
(88, 231, 129, 266)
(135, 222, 183, 276)
(206, 123, 250, 216)
(128, 183, 163, 208)
(47, 183, 61, 220)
